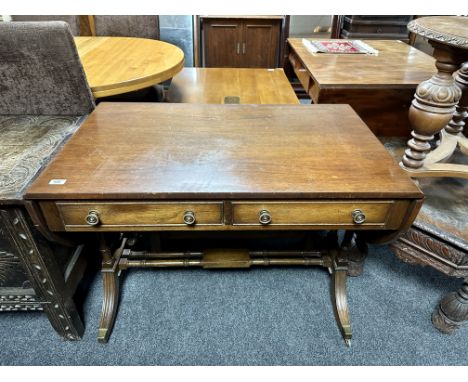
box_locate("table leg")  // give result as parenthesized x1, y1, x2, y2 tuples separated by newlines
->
(97, 235, 125, 343)
(342, 231, 368, 277)
(432, 279, 468, 334)
(331, 249, 352, 347)
(401, 42, 464, 177)
(426, 62, 468, 164)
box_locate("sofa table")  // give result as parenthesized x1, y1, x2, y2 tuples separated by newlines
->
(24, 103, 423, 345)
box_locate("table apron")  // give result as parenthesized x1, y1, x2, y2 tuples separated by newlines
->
(36, 199, 416, 232)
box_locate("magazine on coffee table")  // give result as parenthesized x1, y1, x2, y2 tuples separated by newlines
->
(302, 39, 379, 55)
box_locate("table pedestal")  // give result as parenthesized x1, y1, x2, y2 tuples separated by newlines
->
(95, 232, 366, 347)
(401, 17, 468, 178)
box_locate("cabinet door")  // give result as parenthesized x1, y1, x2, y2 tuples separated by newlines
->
(202, 19, 242, 67)
(242, 19, 281, 68)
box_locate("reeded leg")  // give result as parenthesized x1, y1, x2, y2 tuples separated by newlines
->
(401, 42, 463, 176)
(97, 235, 125, 343)
(98, 270, 120, 343)
(432, 279, 468, 334)
(331, 251, 352, 346)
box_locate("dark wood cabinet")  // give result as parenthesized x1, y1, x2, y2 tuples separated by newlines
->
(201, 16, 286, 68)
(331, 16, 414, 42)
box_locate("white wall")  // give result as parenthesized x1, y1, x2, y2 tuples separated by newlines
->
(289, 15, 332, 37)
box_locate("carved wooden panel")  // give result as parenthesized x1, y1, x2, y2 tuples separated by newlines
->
(391, 226, 468, 278)
(0, 208, 84, 339)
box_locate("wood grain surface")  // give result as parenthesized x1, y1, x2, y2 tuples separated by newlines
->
(288, 39, 435, 87)
(167, 68, 299, 104)
(25, 103, 422, 200)
(74, 37, 184, 98)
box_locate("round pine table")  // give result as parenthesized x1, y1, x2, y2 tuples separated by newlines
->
(74, 36, 185, 98)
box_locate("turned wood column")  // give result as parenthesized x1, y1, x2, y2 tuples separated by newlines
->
(401, 16, 468, 174)
(401, 42, 462, 170)
(445, 62, 468, 136)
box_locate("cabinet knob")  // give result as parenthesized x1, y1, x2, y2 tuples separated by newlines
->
(85, 210, 100, 226)
(183, 211, 196, 226)
(259, 209, 272, 225)
(352, 209, 366, 224)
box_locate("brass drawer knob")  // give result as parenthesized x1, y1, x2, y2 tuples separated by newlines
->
(183, 211, 196, 225)
(85, 210, 100, 226)
(259, 209, 272, 225)
(352, 209, 366, 224)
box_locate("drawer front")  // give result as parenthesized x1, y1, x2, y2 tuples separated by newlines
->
(289, 52, 310, 91)
(232, 201, 396, 227)
(56, 202, 224, 229)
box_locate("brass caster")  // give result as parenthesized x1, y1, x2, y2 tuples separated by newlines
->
(345, 339, 351, 347)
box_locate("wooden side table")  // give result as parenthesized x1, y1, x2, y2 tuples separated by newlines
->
(25, 103, 423, 345)
(400, 16, 468, 178)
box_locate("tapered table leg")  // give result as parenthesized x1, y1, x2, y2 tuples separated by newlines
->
(331, 250, 352, 347)
(97, 236, 126, 343)
(98, 270, 120, 343)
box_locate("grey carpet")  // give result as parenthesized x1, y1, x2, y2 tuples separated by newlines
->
(0, 244, 466, 366)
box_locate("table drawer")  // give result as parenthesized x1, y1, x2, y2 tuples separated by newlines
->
(55, 202, 224, 229)
(232, 201, 396, 227)
(289, 52, 310, 91)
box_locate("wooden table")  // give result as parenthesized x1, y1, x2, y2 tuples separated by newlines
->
(287, 38, 436, 136)
(25, 102, 423, 345)
(74, 37, 185, 98)
(167, 68, 299, 104)
(400, 16, 468, 179)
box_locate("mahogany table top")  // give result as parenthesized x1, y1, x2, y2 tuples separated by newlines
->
(26, 103, 422, 201)
(287, 38, 435, 88)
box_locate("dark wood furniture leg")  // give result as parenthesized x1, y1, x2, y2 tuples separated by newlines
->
(98, 235, 126, 343)
(432, 279, 468, 334)
(341, 231, 368, 277)
(331, 248, 352, 346)
(0, 208, 84, 340)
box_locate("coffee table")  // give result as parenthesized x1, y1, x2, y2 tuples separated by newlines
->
(25, 103, 423, 345)
(287, 38, 435, 136)
(74, 37, 185, 98)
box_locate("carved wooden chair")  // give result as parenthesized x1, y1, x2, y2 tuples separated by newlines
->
(382, 139, 468, 333)
(0, 21, 95, 339)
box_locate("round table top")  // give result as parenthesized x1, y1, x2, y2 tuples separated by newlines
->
(407, 16, 468, 50)
(74, 36, 185, 98)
